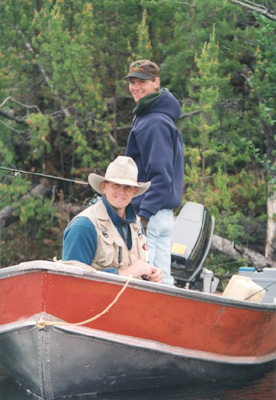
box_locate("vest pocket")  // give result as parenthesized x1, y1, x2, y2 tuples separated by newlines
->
(96, 232, 125, 268)
(96, 232, 115, 267)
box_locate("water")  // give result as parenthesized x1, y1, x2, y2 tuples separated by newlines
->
(0, 369, 275, 400)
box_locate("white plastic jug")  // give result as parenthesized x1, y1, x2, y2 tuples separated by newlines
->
(222, 275, 265, 303)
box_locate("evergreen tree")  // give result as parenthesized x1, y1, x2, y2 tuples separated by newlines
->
(131, 9, 152, 60)
(184, 25, 244, 242)
(0, 0, 274, 269)
(249, 16, 276, 259)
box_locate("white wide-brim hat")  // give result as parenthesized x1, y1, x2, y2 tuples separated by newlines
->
(88, 156, 150, 197)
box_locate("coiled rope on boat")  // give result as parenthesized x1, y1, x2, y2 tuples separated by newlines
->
(36, 275, 132, 330)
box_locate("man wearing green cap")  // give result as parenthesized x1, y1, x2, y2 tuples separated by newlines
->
(124, 59, 184, 286)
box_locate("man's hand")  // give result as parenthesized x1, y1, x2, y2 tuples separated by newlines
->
(139, 216, 149, 235)
(119, 260, 163, 283)
(142, 266, 163, 283)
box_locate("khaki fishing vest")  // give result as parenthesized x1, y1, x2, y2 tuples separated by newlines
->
(75, 201, 148, 272)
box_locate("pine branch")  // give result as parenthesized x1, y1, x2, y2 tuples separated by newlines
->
(16, 28, 72, 117)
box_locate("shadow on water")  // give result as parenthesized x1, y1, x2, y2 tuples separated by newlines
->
(0, 369, 275, 400)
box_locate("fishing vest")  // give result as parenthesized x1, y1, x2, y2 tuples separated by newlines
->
(75, 201, 148, 272)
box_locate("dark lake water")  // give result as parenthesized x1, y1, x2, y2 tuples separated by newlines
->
(0, 369, 275, 400)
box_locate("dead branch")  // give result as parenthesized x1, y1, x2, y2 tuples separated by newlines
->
(0, 96, 41, 126)
(228, 0, 276, 21)
(179, 110, 201, 120)
(0, 109, 27, 125)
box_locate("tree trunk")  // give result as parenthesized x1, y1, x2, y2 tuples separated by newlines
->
(212, 234, 276, 269)
(265, 189, 276, 260)
(0, 206, 19, 228)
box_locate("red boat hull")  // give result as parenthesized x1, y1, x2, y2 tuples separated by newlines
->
(0, 261, 275, 399)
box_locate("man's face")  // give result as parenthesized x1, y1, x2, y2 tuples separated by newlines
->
(128, 77, 160, 103)
(101, 182, 138, 214)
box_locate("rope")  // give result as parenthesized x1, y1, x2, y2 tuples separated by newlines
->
(37, 275, 132, 330)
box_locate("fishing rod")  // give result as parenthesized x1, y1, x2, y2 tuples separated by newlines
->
(0, 166, 89, 186)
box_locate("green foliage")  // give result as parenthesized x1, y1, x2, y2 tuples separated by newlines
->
(0, 0, 275, 273)
(27, 113, 51, 159)
(249, 16, 276, 192)
(182, 18, 269, 259)
(19, 197, 55, 225)
(0, 132, 15, 166)
(185, 26, 230, 197)
(206, 251, 247, 291)
(0, 175, 30, 208)
(32, 1, 103, 110)
(132, 10, 153, 60)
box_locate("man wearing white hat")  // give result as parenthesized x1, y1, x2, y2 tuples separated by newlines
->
(62, 156, 163, 282)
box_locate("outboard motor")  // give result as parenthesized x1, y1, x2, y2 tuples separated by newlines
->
(171, 202, 216, 291)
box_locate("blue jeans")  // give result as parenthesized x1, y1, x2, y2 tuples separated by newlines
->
(147, 209, 175, 286)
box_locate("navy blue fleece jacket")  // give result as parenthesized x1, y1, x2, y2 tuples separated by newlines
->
(125, 88, 184, 219)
